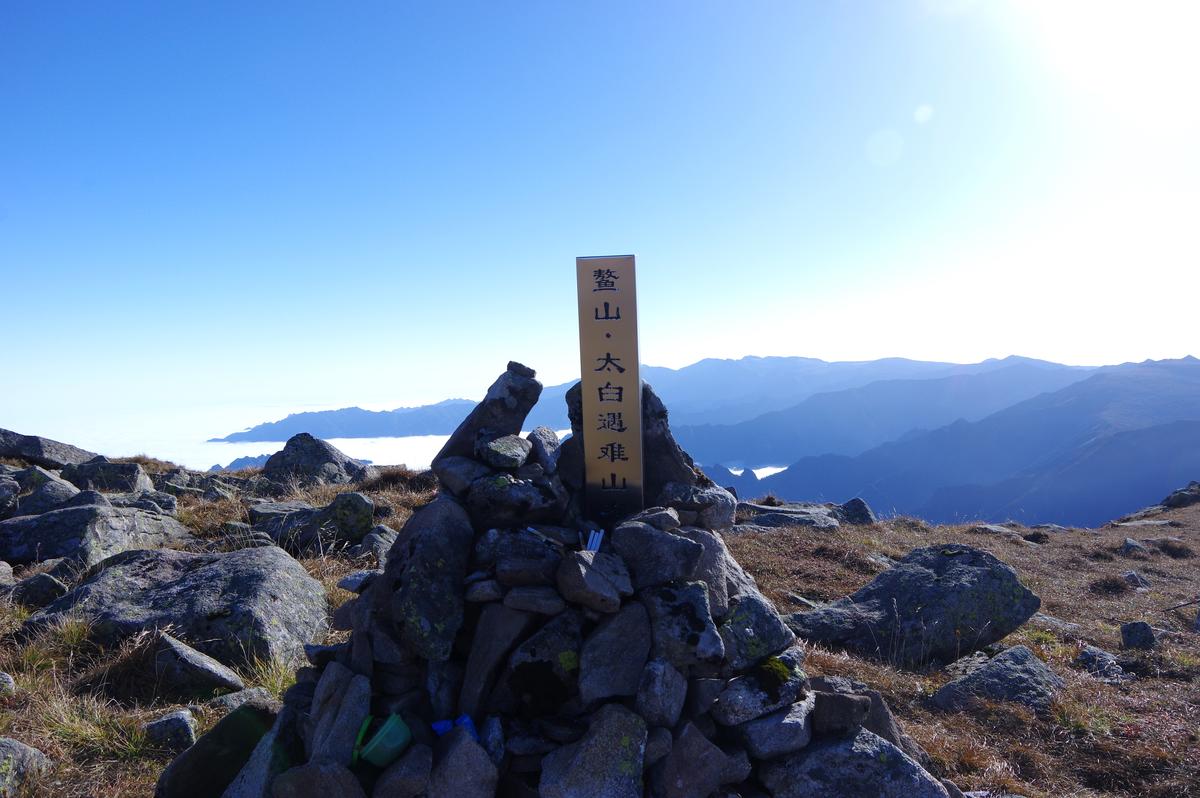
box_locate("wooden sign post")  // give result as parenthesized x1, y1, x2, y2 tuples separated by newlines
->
(576, 255, 644, 525)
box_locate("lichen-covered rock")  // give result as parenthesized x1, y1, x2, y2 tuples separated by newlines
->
(931, 645, 1063, 713)
(641, 581, 725, 669)
(499, 610, 583, 717)
(656, 482, 737, 531)
(786, 544, 1040, 668)
(526, 426, 561, 473)
(712, 646, 808, 726)
(718, 591, 795, 670)
(1121, 621, 1158, 650)
(760, 728, 950, 798)
(144, 710, 198, 753)
(476, 434, 532, 470)
(539, 704, 646, 798)
(27, 546, 327, 668)
(737, 691, 815, 759)
(634, 658, 686, 728)
(262, 433, 376, 486)
(556, 550, 632, 613)
(384, 496, 474, 662)
(0, 502, 195, 568)
(0, 737, 50, 797)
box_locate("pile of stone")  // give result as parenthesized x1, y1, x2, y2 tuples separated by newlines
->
(194, 363, 957, 798)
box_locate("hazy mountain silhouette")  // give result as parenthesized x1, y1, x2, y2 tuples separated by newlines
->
(677, 359, 1093, 467)
(217, 355, 1081, 442)
(755, 357, 1200, 525)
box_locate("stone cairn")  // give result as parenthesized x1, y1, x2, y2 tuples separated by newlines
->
(230, 362, 939, 798)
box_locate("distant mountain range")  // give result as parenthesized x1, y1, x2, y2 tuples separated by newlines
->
(214, 354, 1200, 526)
(710, 357, 1200, 527)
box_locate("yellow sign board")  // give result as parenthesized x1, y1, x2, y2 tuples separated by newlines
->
(576, 255, 644, 524)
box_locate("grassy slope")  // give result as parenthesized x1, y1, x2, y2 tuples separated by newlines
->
(729, 504, 1200, 798)
(2, 463, 1198, 797)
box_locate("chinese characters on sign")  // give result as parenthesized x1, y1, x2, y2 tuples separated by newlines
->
(577, 255, 644, 523)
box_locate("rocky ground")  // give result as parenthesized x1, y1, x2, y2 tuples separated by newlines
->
(1, 377, 1197, 798)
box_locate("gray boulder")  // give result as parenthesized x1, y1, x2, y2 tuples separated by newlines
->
(737, 691, 815, 759)
(459, 604, 539, 718)
(526, 427, 561, 473)
(430, 456, 492, 498)
(786, 544, 1040, 667)
(658, 722, 730, 798)
(579, 602, 652, 704)
(656, 482, 737, 531)
(0, 476, 17, 517)
(0, 672, 14, 697)
(27, 546, 327, 667)
(433, 362, 542, 467)
(835, 497, 877, 525)
(760, 728, 950, 798)
(931, 645, 1063, 713)
(306, 662, 370, 765)
(1076, 644, 1124, 680)
(539, 704, 646, 798)
(0, 560, 12, 587)
(1162, 480, 1200, 509)
(611, 522, 702, 590)
(0, 502, 195, 569)
(62, 456, 154, 493)
(476, 434, 531, 470)
(152, 631, 246, 699)
(0, 737, 50, 796)
(808, 675, 928, 765)
(10, 470, 79, 516)
(556, 550, 632, 613)
(735, 501, 841, 530)
(672, 525, 762, 620)
(145, 710, 198, 753)
(262, 434, 376, 486)
(384, 496, 474, 662)
(7, 572, 68, 608)
(0, 427, 99, 468)
(712, 646, 808, 726)
(641, 581, 725, 669)
(155, 698, 281, 798)
(634, 658, 687, 727)
(718, 591, 796, 670)
(1121, 621, 1158, 650)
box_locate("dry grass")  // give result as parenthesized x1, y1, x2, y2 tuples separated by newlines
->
(729, 504, 1200, 797)
(175, 494, 249, 538)
(109, 455, 179, 475)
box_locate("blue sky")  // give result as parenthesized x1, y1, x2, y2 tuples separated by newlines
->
(2, 1, 1197, 455)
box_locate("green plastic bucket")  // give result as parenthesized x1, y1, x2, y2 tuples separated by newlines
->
(358, 714, 412, 768)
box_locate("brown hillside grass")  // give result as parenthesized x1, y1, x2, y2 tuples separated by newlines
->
(728, 503, 1200, 798)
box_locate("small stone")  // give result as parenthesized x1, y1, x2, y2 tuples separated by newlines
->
(431, 456, 492, 497)
(811, 691, 871, 737)
(737, 692, 815, 759)
(1076, 645, 1124, 680)
(526, 427, 561, 473)
(336, 570, 380, 594)
(428, 727, 497, 798)
(644, 726, 672, 766)
(374, 743, 432, 798)
(271, 761, 366, 798)
(635, 659, 687, 728)
(204, 687, 276, 714)
(1121, 570, 1151, 588)
(0, 672, 15, 697)
(152, 631, 246, 700)
(579, 603, 652, 704)
(629, 507, 680, 531)
(465, 579, 504, 603)
(503, 585, 566, 615)
(659, 722, 727, 798)
(1119, 537, 1150, 557)
(308, 663, 371, 765)
(556, 550, 632, 613)
(144, 709, 198, 753)
(10, 572, 68, 608)
(1121, 621, 1158, 650)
